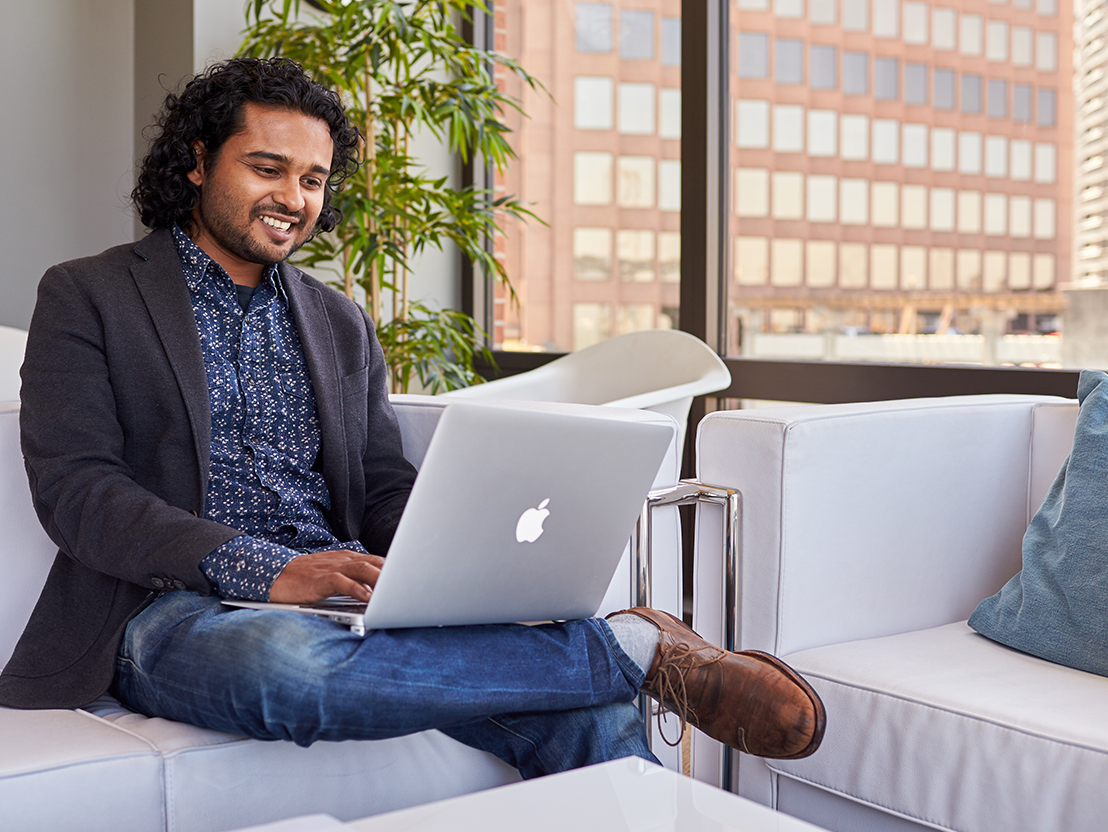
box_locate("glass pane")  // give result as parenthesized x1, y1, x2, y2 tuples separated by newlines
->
(620, 10, 654, 60)
(933, 68, 956, 109)
(775, 38, 804, 84)
(576, 3, 613, 52)
(810, 45, 837, 89)
(843, 51, 869, 95)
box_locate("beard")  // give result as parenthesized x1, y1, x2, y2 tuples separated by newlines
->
(195, 189, 315, 267)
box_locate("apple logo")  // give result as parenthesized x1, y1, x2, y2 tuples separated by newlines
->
(515, 498, 551, 543)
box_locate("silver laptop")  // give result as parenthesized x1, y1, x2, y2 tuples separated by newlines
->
(223, 402, 673, 634)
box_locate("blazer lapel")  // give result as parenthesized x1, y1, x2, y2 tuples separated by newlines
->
(129, 229, 212, 488)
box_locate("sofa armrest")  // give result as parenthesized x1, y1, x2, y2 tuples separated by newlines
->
(692, 395, 1077, 660)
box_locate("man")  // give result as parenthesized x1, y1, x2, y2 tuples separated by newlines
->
(0, 57, 824, 776)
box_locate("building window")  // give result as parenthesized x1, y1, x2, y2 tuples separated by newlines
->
(905, 64, 928, 105)
(617, 229, 656, 282)
(984, 194, 1008, 236)
(810, 45, 837, 89)
(931, 248, 955, 290)
(739, 32, 770, 78)
(658, 160, 681, 211)
(933, 8, 956, 49)
(901, 246, 926, 290)
(807, 241, 837, 287)
(986, 21, 1009, 62)
(987, 80, 1007, 119)
(962, 74, 982, 114)
(807, 175, 838, 222)
(1039, 0, 1057, 13)
(903, 124, 928, 167)
(773, 104, 805, 152)
(810, 0, 836, 25)
(958, 191, 983, 233)
(776, 38, 805, 84)
(738, 0, 770, 8)
(1037, 32, 1058, 71)
(735, 237, 769, 286)
(1013, 84, 1032, 122)
(959, 132, 983, 174)
(843, 0, 869, 31)
(775, 0, 804, 18)
(808, 110, 838, 156)
(771, 239, 804, 287)
(620, 10, 654, 60)
(1034, 199, 1056, 239)
(618, 83, 655, 134)
(902, 185, 928, 230)
(840, 178, 869, 224)
(932, 128, 956, 170)
(873, 0, 899, 38)
(1009, 253, 1031, 290)
(772, 171, 804, 219)
(871, 244, 898, 290)
(1013, 27, 1033, 66)
(736, 100, 770, 148)
(934, 68, 956, 109)
(904, 2, 929, 44)
(961, 15, 983, 55)
(841, 114, 870, 159)
(1033, 254, 1055, 289)
(661, 17, 681, 66)
(840, 243, 868, 288)
(659, 232, 680, 284)
(1011, 139, 1033, 179)
(985, 136, 1008, 177)
(1009, 197, 1032, 238)
(574, 77, 613, 130)
(873, 119, 899, 164)
(736, 168, 770, 216)
(576, 3, 613, 52)
(872, 182, 899, 227)
(574, 152, 613, 204)
(875, 58, 899, 100)
(616, 156, 655, 208)
(1037, 89, 1056, 126)
(1035, 143, 1057, 183)
(931, 188, 956, 231)
(573, 228, 612, 281)
(844, 51, 869, 95)
(958, 250, 983, 291)
(983, 252, 1006, 293)
(659, 89, 681, 139)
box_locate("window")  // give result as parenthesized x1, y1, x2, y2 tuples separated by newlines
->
(810, 0, 836, 24)
(661, 17, 681, 66)
(873, 0, 899, 37)
(871, 245, 898, 290)
(773, 105, 805, 152)
(959, 132, 983, 174)
(573, 228, 612, 281)
(904, 2, 929, 44)
(872, 182, 899, 227)
(574, 152, 613, 204)
(873, 119, 899, 164)
(958, 191, 982, 233)
(1009, 197, 1032, 237)
(617, 304, 654, 335)
(905, 64, 928, 105)
(735, 237, 769, 286)
(1034, 199, 1055, 239)
(620, 10, 654, 60)
(987, 80, 1007, 119)
(903, 124, 928, 167)
(985, 136, 1008, 177)
(932, 128, 956, 170)
(1033, 254, 1055, 289)
(739, 33, 770, 78)
(1013, 84, 1032, 122)
(573, 304, 611, 350)
(618, 83, 655, 134)
(617, 230, 655, 282)
(616, 156, 655, 208)
(771, 239, 804, 286)
(1037, 32, 1058, 71)
(659, 232, 680, 283)
(986, 21, 1009, 62)
(736, 100, 770, 148)
(840, 243, 868, 288)
(775, 0, 804, 17)
(902, 185, 928, 230)
(574, 77, 613, 129)
(983, 252, 1006, 292)
(1035, 143, 1057, 183)
(957, 251, 982, 291)
(1013, 27, 1033, 66)
(576, 3, 612, 52)
(961, 15, 983, 55)
(772, 171, 804, 219)
(1008, 253, 1031, 291)
(933, 8, 956, 49)
(984, 194, 1008, 235)
(658, 160, 680, 211)
(807, 175, 837, 222)
(810, 45, 837, 89)
(931, 188, 956, 231)
(736, 169, 770, 216)
(901, 246, 926, 290)
(962, 74, 982, 114)
(1010, 140, 1032, 179)
(843, 0, 869, 31)
(808, 110, 838, 156)
(659, 89, 681, 139)
(738, 0, 769, 8)
(1037, 89, 1056, 126)
(841, 114, 869, 159)
(840, 178, 869, 224)
(875, 58, 899, 100)
(934, 68, 956, 109)
(1039, 0, 1057, 14)
(776, 38, 804, 84)
(930, 248, 955, 290)
(844, 52, 869, 95)
(807, 241, 836, 287)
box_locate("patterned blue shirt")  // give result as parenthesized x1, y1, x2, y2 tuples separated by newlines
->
(174, 227, 367, 600)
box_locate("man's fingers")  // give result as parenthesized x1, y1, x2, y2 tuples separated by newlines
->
(269, 550, 385, 604)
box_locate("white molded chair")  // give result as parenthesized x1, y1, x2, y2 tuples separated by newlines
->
(442, 329, 731, 455)
(0, 327, 27, 401)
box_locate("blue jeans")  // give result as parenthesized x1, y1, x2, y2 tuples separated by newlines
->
(113, 592, 658, 778)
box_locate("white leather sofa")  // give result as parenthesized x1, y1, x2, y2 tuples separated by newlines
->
(690, 394, 1108, 832)
(0, 395, 683, 832)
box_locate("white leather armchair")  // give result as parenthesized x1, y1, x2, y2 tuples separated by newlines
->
(690, 395, 1108, 832)
(0, 396, 684, 832)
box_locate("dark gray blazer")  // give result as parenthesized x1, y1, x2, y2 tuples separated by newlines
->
(0, 228, 416, 709)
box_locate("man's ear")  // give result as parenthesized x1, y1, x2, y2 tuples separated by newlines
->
(186, 141, 207, 188)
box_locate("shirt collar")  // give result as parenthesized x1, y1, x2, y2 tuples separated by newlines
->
(171, 224, 282, 298)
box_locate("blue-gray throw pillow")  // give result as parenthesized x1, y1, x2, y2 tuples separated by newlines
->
(969, 369, 1108, 676)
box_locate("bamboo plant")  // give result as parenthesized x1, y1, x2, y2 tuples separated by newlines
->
(239, 0, 542, 392)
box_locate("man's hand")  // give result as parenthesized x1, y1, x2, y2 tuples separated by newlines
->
(269, 550, 385, 604)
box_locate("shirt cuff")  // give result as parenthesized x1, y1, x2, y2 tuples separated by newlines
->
(199, 536, 300, 601)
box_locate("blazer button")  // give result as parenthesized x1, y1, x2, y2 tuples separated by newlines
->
(172, 580, 187, 591)
(152, 577, 165, 589)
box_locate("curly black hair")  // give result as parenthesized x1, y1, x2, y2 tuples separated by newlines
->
(132, 57, 361, 236)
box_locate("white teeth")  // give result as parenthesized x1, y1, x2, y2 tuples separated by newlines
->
(261, 216, 292, 231)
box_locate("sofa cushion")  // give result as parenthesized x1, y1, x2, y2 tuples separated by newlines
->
(0, 707, 164, 832)
(772, 622, 1108, 832)
(969, 369, 1108, 677)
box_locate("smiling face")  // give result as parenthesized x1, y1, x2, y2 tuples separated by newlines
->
(186, 102, 334, 285)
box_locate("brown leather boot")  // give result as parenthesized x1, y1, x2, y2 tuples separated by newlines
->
(609, 607, 826, 759)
